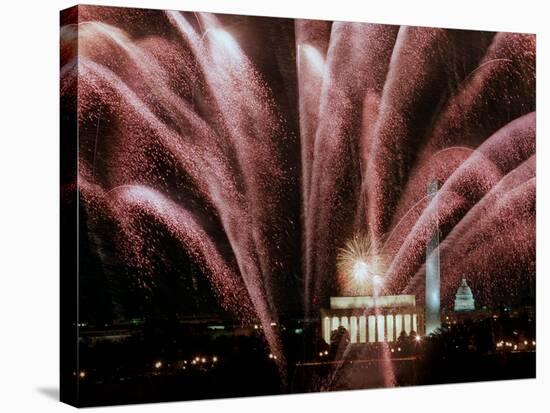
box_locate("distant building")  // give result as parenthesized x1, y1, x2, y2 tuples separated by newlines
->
(454, 279, 475, 312)
(321, 295, 424, 344)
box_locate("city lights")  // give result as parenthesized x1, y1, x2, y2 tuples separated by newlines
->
(187, 355, 219, 367)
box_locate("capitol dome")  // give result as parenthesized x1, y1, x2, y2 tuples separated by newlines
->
(454, 278, 475, 312)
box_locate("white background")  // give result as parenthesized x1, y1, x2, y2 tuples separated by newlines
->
(0, 0, 547, 411)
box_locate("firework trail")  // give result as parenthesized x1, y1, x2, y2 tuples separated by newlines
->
(386, 112, 535, 294)
(304, 23, 398, 316)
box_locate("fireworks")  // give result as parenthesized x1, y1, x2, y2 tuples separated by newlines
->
(337, 235, 388, 296)
(61, 6, 535, 387)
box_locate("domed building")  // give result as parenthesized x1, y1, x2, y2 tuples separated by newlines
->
(454, 279, 475, 312)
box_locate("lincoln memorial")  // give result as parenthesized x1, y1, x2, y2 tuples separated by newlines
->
(321, 295, 424, 344)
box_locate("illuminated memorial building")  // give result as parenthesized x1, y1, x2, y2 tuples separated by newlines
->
(321, 295, 423, 344)
(321, 182, 441, 345)
(320, 248, 437, 344)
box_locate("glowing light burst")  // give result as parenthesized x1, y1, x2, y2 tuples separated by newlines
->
(299, 44, 325, 75)
(352, 259, 368, 283)
(337, 235, 388, 296)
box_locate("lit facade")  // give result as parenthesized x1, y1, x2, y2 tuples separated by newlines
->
(454, 278, 475, 312)
(321, 295, 424, 344)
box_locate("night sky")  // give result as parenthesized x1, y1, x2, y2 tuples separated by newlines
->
(60, 6, 536, 327)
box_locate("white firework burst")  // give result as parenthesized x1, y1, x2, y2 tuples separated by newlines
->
(337, 234, 388, 296)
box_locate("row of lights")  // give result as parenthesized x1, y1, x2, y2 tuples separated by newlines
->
(496, 340, 535, 349)
(190, 356, 219, 366)
(154, 356, 219, 370)
(78, 355, 222, 379)
(254, 322, 278, 330)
